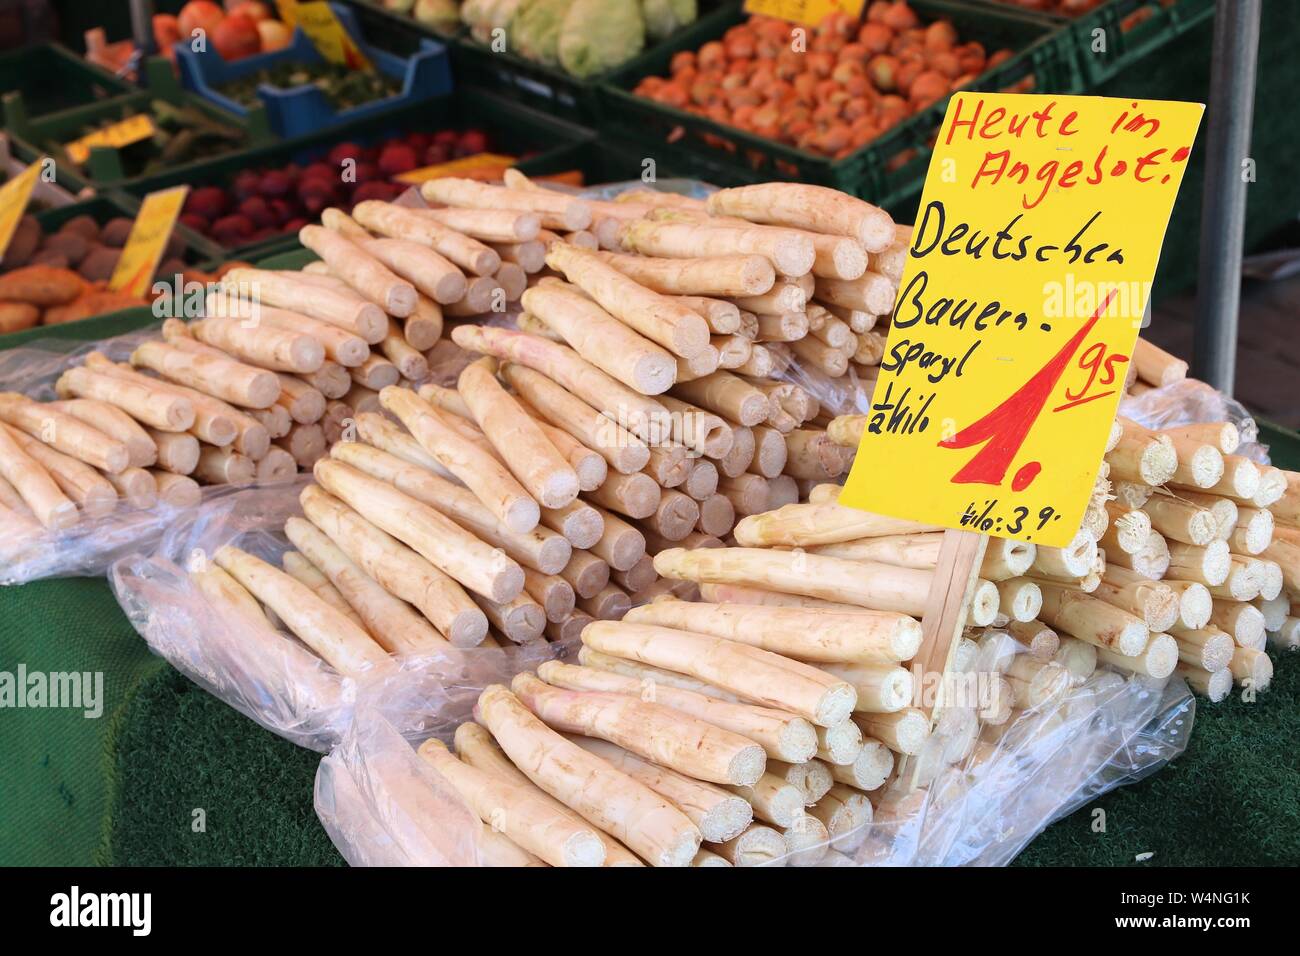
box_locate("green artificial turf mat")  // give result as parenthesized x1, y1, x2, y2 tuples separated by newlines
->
(103, 668, 343, 866)
(1016, 648, 1300, 866)
(0, 577, 166, 866)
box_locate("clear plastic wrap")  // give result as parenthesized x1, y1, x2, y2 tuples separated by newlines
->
(109, 485, 578, 752)
(914, 673, 1194, 866)
(1120, 378, 1267, 463)
(0, 323, 288, 584)
(310, 664, 1191, 867)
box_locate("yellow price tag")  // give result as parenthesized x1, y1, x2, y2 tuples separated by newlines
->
(294, 1, 372, 69)
(0, 160, 43, 259)
(838, 93, 1203, 548)
(65, 114, 156, 166)
(109, 186, 190, 299)
(275, 0, 299, 27)
(743, 0, 864, 27)
(394, 153, 519, 185)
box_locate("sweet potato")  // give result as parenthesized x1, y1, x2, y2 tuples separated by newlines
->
(42, 290, 143, 326)
(0, 302, 40, 334)
(0, 266, 85, 307)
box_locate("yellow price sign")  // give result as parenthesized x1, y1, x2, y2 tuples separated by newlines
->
(109, 186, 190, 299)
(743, 0, 864, 27)
(294, 1, 372, 69)
(0, 159, 44, 258)
(838, 93, 1203, 547)
(274, 0, 299, 27)
(65, 114, 156, 165)
(394, 153, 519, 185)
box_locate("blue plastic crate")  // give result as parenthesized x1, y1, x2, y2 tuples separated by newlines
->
(174, 3, 451, 139)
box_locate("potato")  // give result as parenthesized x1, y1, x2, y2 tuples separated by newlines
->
(59, 215, 101, 241)
(78, 246, 120, 282)
(100, 217, 135, 248)
(1, 215, 40, 270)
(41, 231, 90, 266)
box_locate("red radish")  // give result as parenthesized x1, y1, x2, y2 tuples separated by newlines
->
(212, 12, 261, 60)
(178, 1, 225, 40)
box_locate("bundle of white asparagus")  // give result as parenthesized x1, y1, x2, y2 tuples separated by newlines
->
(422, 587, 925, 867)
(825, 403, 1297, 712)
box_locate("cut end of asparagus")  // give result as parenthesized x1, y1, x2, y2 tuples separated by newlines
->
(968, 580, 1001, 627)
(1144, 634, 1180, 679)
(719, 824, 787, 867)
(700, 796, 755, 845)
(1116, 621, 1151, 658)
(815, 683, 858, 729)
(1201, 633, 1235, 672)
(727, 744, 768, 788)
(1177, 583, 1213, 629)
(776, 718, 819, 764)
(449, 608, 491, 648)
(892, 617, 924, 661)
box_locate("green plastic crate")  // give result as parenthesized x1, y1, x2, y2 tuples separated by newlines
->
(0, 194, 226, 346)
(0, 43, 132, 119)
(117, 86, 594, 264)
(2, 58, 271, 192)
(600, 0, 1082, 201)
(514, 132, 762, 188)
(345, 0, 738, 123)
(0, 305, 158, 350)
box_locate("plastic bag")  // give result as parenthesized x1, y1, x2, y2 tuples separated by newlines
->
(913, 672, 1194, 866)
(311, 658, 1191, 866)
(110, 484, 578, 752)
(1120, 378, 1268, 463)
(0, 322, 287, 584)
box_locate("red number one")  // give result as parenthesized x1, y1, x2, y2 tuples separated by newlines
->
(940, 289, 1119, 487)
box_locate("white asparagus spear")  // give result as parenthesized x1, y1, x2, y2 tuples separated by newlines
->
(314, 458, 524, 604)
(592, 250, 775, 297)
(625, 600, 920, 664)
(568, 736, 753, 843)
(350, 201, 499, 276)
(0, 424, 79, 528)
(380, 386, 539, 534)
(213, 545, 389, 675)
(50, 382, 179, 453)
(82, 355, 245, 450)
(0, 424, 115, 518)
(582, 621, 856, 727)
(418, 739, 604, 866)
(284, 517, 448, 654)
(130, 341, 280, 410)
(300, 485, 486, 646)
(54, 365, 195, 435)
(331, 441, 570, 575)
(475, 685, 701, 867)
(707, 183, 895, 252)
(654, 546, 999, 625)
(0, 393, 129, 474)
(223, 267, 386, 342)
(459, 359, 579, 509)
(538, 660, 817, 762)
(452, 723, 643, 866)
(513, 673, 766, 786)
(524, 280, 676, 395)
(299, 225, 417, 317)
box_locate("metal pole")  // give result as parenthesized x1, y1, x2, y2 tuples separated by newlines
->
(129, 0, 156, 57)
(1192, 0, 1261, 395)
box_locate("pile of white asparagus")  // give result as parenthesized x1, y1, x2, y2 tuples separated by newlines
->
(427, 584, 928, 866)
(0, 259, 449, 536)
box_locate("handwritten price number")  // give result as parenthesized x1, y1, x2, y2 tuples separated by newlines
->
(960, 500, 1060, 539)
(938, 288, 1123, 493)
